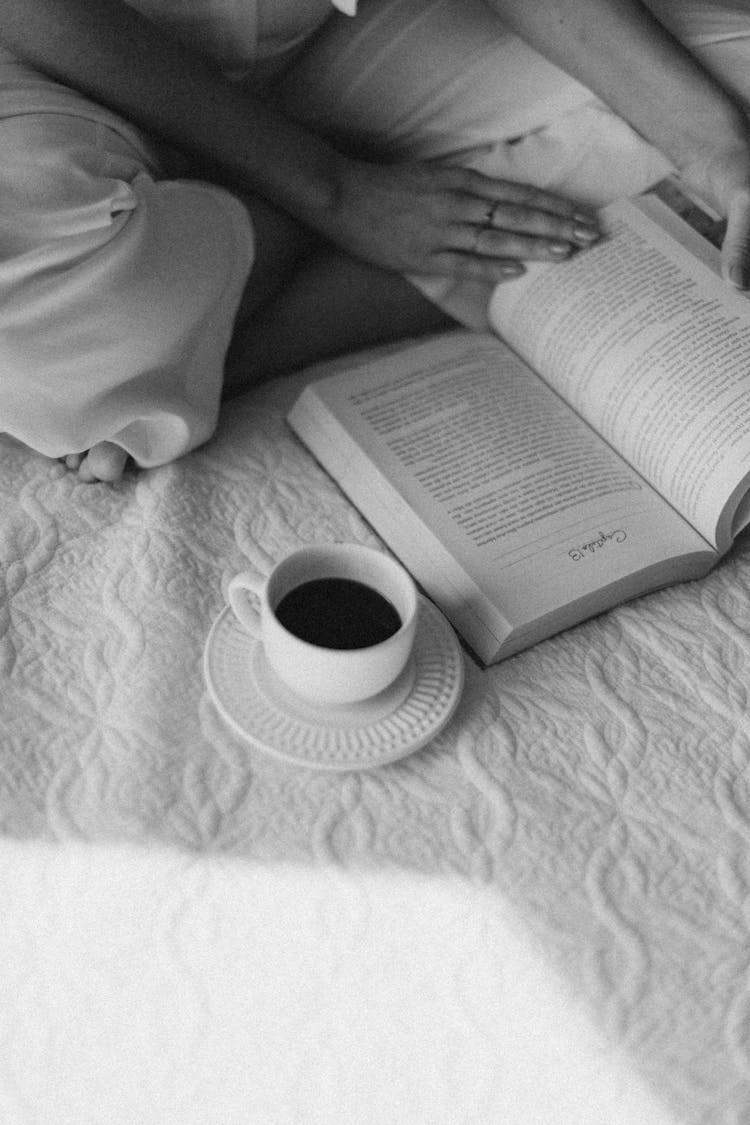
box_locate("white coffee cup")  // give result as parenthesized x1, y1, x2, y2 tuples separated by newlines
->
(227, 543, 419, 705)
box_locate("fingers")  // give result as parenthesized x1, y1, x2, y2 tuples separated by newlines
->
(442, 165, 597, 221)
(428, 250, 527, 283)
(458, 199, 599, 246)
(431, 166, 601, 270)
(722, 188, 750, 288)
(450, 213, 599, 263)
(432, 213, 598, 281)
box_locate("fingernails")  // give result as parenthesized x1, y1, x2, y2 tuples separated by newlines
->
(549, 242, 573, 257)
(573, 223, 600, 244)
(500, 262, 525, 277)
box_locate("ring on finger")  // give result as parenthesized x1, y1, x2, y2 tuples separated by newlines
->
(484, 200, 503, 228)
(471, 208, 497, 254)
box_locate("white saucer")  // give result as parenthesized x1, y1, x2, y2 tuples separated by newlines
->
(203, 595, 465, 770)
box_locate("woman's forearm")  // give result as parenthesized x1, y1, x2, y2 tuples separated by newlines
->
(0, 0, 346, 223)
(486, 0, 749, 173)
(0, 0, 618, 283)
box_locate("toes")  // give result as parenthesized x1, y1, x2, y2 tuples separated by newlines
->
(76, 458, 98, 483)
(59, 443, 130, 483)
(81, 441, 129, 483)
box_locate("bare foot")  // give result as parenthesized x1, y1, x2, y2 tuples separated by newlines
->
(62, 441, 130, 483)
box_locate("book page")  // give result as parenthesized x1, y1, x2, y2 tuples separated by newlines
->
(489, 194, 750, 551)
(289, 333, 713, 651)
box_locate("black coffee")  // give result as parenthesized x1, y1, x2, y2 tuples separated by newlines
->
(275, 577, 401, 650)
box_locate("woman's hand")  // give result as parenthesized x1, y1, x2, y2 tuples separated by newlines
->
(723, 183, 750, 289)
(484, 0, 750, 290)
(678, 140, 750, 288)
(322, 157, 600, 282)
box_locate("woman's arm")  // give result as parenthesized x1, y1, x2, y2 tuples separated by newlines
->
(486, 0, 750, 285)
(0, 0, 600, 283)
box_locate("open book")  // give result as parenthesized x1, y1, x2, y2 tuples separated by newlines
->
(288, 184, 750, 664)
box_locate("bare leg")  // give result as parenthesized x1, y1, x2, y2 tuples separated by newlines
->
(223, 245, 454, 398)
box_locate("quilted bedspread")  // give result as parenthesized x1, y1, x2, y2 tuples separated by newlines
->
(3, 347, 750, 1125)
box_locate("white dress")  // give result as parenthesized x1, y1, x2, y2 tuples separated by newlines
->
(1, 0, 748, 466)
(0, 0, 351, 466)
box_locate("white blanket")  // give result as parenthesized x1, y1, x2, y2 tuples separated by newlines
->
(2, 352, 750, 1124)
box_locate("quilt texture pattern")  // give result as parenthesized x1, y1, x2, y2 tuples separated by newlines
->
(2, 351, 750, 1124)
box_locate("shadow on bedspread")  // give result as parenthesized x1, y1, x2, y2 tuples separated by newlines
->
(3, 361, 750, 1124)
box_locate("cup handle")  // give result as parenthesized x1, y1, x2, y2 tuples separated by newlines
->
(227, 570, 265, 635)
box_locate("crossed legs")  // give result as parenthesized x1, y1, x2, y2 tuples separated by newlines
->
(32, 0, 750, 484)
(67, 193, 452, 483)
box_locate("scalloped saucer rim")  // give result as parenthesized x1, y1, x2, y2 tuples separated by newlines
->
(203, 595, 464, 770)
